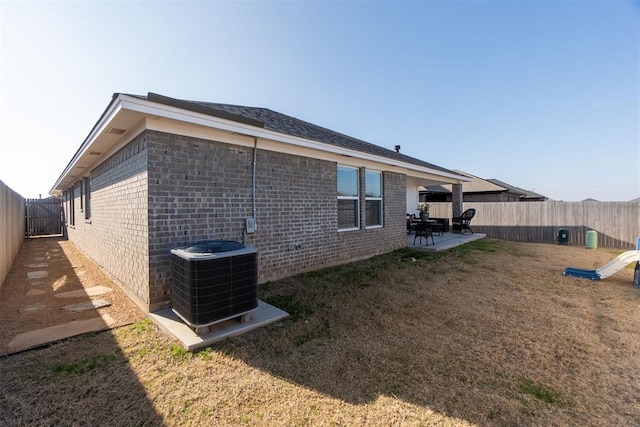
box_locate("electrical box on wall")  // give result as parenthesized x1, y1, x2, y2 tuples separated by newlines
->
(245, 217, 256, 234)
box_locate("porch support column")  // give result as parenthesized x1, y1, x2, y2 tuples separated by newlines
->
(452, 183, 463, 218)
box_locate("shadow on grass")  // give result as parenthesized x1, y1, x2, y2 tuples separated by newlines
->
(209, 240, 545, 424)
(0, 237, 162, 425)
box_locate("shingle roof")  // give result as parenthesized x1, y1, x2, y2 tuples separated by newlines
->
(130, 92, 458, 175)
(486, 178, 548, 200)
(423, 170, 507, 193)
(452, 170, 507, 193)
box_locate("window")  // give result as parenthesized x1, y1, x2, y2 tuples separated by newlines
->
(365, 171, 382, 227)
(69, 184, 76, 226)
(63, 190, 68, 224)
(337, 166, 359, 230)
(83, 177, 91, 220)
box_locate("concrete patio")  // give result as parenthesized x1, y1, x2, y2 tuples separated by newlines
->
(407, 231, 486, 252)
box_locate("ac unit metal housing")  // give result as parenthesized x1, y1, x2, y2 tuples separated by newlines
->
(171, 240, 258, 328)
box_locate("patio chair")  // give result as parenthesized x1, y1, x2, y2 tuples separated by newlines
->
(452, 208, 476, 234)
(407, 214, 415, 234)
(413, 221, 434, 246)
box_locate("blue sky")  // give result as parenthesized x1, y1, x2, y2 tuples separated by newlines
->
(1, 0, 638, 201)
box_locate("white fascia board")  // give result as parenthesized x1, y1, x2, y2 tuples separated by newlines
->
(119, 95, 470, 184)
(51, 93, 469, 196)
(146, 117, 466, 185)
(49, 99, 125, 195)
(85, 120, 147, 174)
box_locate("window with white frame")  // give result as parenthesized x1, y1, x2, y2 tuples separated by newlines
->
(365, 170, 382, 227)
(337, 166, 359, 230)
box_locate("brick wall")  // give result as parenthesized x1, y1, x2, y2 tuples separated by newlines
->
(65, 133, 150, 310)
(146, 131, 407, 310)
(336, 170, 406, 259)
(63, 128, 408, 311)
(249, 149, 338, 280)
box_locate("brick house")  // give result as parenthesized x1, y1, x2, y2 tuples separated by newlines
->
(50, 92, 469, 312)
(422, 170, 548, 203)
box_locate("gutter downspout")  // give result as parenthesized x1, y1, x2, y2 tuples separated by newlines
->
(252, 137, 258, 224)
(243, 137, 258, 245)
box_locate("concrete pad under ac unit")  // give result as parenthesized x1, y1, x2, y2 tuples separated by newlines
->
(150, 300, 289, 351)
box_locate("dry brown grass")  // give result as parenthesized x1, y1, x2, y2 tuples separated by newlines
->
(1, 239, 639, 426)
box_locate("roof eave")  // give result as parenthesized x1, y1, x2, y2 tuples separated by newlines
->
(49, 94, 124, 196)
(122, 95, 471, 183)
(51, 93, 470, 195)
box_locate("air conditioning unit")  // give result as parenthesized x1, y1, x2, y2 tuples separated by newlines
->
(171, 240, 258, 330)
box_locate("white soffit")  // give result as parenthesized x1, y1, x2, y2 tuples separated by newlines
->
(145, 117, 464, 185)
(120, 95, 469, 184)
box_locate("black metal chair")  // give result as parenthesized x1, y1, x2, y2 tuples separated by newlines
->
(413, 221, 434, 245)
(452, 208, 476, 234)
(407, 214, 415, 234)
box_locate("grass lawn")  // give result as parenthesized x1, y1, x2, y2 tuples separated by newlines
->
(1, 239, 638, 426)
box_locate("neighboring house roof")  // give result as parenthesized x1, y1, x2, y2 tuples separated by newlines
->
(451, 170, 507, 193)
(50, 92, 469, 195)
(420, 170, 550, 201)
(421, 170, 507, 194)
(421, 185, 450, 194)
(486, 178, 549, 201)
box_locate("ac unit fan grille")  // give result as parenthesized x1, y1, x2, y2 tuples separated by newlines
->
(171, 249, 258, 326)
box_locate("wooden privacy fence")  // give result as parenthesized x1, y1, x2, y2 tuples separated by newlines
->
(1, 181, 24, 288)
(25, 198, 63, 237)
(429, 201, 639, 249)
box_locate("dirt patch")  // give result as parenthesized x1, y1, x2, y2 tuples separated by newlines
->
(0, 237, 145, 355)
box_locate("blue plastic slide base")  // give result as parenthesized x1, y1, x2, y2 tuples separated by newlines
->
(563, 267, 601, 281)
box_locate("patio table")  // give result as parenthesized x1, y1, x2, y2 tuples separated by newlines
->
(412, 219, 444, 236)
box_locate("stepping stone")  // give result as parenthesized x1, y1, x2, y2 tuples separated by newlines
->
(7, 314, 115, 351)
(26, 289, 46, 297)
(19, 303, 47, 314)
(30, 281, 46, 286)
(55, 286, 112, 299)
(52, 277, 67, 291)
(26, 263, 49, 269)
(62, 299, 111, 313)
(27, 271, 48, 280)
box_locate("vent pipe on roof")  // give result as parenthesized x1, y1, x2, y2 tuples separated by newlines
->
(394, 145, 401, 153)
